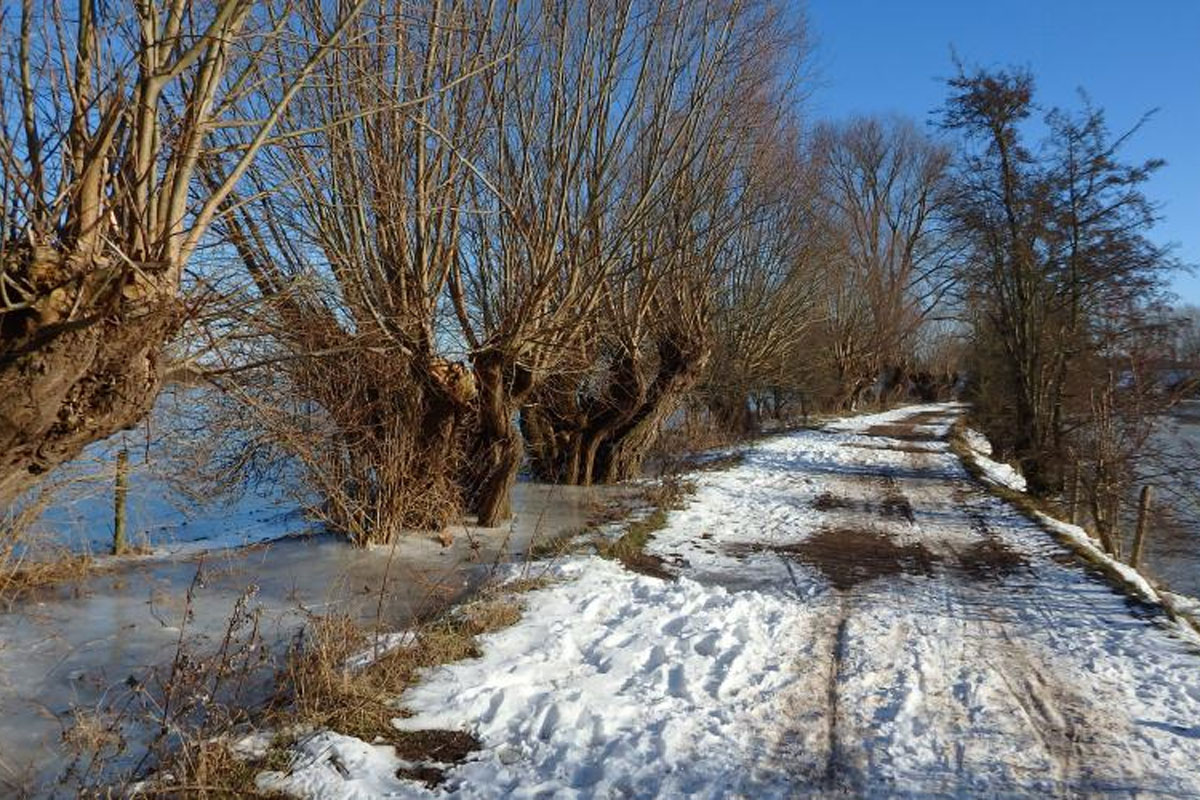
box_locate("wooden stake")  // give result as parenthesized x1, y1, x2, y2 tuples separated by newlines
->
(1068, 460, 1080, 524)
(113, 449, 129, 555)
(1130, 485, 1153, 570)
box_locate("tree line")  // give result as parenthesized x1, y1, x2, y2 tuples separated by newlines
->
(0, 1, 1189, 547)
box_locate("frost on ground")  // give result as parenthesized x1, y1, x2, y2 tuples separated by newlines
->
(259, 404, 1200, 799)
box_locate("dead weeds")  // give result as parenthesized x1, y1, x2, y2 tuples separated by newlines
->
(0, 551, 93, 606)
(279, 592, 523, 743)
(594, 476, 695, 580)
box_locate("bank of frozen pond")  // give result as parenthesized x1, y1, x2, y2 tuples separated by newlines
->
(0, 482, 622, 795)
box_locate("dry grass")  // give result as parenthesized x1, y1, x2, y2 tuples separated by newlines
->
(0, 550, 93, 606)
(274, 589, 527, 747)
(54, 477, 667, 794)
(61, 710, 123, 761)
(688, 452, 747, 473)
(527, 525, 588, 560)
(525, 477, 693, 569)
(103, 578, 539, 797)
(1, 495, 97, 606)
(641, 475, 694, 511)
(134, 738, 290, 799)
(593, 475, 694, 579)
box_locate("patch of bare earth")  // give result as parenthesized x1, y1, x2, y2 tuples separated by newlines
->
(957, 537, 1030, 581)
(861, 424, 940, 441)
(878, 485, 915, 523)
(841, 441, 938, 453)
(729, 527, 939, 590)
(811, 491, 857, 512)
(391, 729, 483, 788)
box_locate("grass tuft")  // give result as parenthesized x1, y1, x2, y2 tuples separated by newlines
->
(594, 475, 695, 579)
(0, 551, 93, 606)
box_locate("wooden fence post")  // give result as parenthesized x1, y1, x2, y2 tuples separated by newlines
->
(1130, 485, 1153, 570)
(1068, 460, 1081, 525)
(113, 449, 129, 555)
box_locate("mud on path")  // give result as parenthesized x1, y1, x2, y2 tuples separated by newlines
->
(658, 405, 1200, 798)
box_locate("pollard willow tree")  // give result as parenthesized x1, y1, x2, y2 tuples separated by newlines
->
(210, 0, 502, 542)
(518, 0, 805, 486)
(452, 0, 793, 515)
(0, 0, 366, 508)
(704, 124, 829, 434)
(812, 116, 954, 409)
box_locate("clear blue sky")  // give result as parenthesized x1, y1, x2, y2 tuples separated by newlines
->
(802, 0, 1200, 306)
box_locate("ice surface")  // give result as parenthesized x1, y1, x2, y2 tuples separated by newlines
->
(0, 481, 623, 794)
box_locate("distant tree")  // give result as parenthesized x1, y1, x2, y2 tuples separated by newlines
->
(942, 63, 1176, 496)
(812, 116, 954, 409)
(703, 124, 828, 435)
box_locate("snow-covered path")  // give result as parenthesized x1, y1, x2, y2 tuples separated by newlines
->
(262, 405, 1200, 799)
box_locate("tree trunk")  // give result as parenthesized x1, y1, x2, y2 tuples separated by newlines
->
(710, 393, 758, 437)
(299, 353, 474, 543)
(0, 304, 176, 508)
(465, 351, 531, 527)
(520, 376, 582, 483)
(595, 334, 709, 483)
(520, 354, 647, 488)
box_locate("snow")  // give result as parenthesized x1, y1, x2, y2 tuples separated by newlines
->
(960, 426, 993, 456)
(258, 732, 421, 799)
(264, 558, 814, 798)
(0, 480, 623, 793)
(823, 402, 962, 434)
(959, 426, 1027, 492)
(957, 425, 1200, 636)
(257, 403, 1200, 798)
(1035, 512, 1162, 601)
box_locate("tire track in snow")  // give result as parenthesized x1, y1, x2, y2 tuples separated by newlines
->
(822, 598, 854, 794)
(887, 431, 1177, 797)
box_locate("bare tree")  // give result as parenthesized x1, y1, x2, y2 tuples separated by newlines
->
(704, 125, 828, 434)
(449, 0, 798, 512)
(0, 0, 367, 507)
(518, 0, 806, 486)
(942, 64, 1176, 494)
(812, 116, 953, 409)
(203, 0, 502, 542)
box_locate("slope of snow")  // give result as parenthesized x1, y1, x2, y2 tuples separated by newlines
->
(958, 425, 1200, 637)
(260, 557, 815, 799)
(959, 426, 1027, 492)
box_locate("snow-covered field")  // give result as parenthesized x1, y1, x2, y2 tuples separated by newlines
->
(259, 404, 1200, 798)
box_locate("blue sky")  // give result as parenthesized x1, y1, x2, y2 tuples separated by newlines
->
(802, 0, 1200, 305)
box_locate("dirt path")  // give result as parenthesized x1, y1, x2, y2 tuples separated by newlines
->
(667, 406, 1200, 798)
